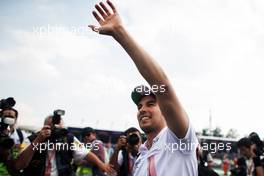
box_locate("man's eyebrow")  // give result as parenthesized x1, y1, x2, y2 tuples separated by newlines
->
(147, 99, 156, 103)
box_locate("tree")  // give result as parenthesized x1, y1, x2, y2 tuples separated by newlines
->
(226, 129, 239, 139)
(202, 128, 211, 136)
(213, 127, 223, 137)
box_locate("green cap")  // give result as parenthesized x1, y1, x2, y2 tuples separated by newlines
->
(131, 85, 155, 105)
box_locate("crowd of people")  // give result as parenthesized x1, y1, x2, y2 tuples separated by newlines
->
(1, 0, 263, 175)
(1, 97, 264, 176)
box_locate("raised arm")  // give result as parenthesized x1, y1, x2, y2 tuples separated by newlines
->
(89, 0, 188, 138)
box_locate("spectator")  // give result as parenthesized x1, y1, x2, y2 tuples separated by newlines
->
(77, 127, 106, 176)
(104, 141, 114, 164)
(237, 137, 264, 176)
(222, 154, 230, 176)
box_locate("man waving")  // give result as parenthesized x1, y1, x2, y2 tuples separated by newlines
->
(89, 1, 198, 175)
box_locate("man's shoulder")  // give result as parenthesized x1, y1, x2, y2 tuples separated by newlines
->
(165, 123, 197, 141)
(93, 139, 103, 144)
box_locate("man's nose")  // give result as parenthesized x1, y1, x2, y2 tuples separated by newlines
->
(138, 105, 148, 115)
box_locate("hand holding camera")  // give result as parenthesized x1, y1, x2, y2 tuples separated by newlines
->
(34, 125, 51, 143)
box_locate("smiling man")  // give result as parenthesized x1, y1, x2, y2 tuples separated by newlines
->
(89, 1, 198, 175)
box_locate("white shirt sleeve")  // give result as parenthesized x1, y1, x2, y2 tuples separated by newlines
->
(72, 137, 90, 162)
(167, 122, 198, 154)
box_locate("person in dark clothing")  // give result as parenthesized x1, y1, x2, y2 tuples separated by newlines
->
(109, 127, 141, 176)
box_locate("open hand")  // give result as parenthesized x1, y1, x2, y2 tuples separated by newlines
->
(89, 0, 123, 36)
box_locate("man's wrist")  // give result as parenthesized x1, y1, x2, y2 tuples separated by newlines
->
(32, 136, 42, 145)
(113, 25, 126, 40)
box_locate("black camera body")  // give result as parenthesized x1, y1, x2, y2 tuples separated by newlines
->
(0, 97, 16, 149)
(0, 131, 14, 149)
(49, 109, 68, 142)
(127, 133, 140, 146)
(121, 133, 140, 157)
(0, 97, 16, 110)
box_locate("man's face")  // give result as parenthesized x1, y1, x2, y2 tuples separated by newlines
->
(137, 95, 164, 134)
(84, 132, 96, 143)
(238, 146, 252, 158)
(1, 109, 17, 133)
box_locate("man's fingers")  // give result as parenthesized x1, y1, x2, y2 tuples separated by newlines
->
(42, 125, 51, 130)
(95, 4, 107, 19)
(92, 11, 104, 25)
(99, 2, 111, 16)
(88, 25, 100, 33)
(106, 164, 116, 174)
(46, 129, 51, 134)
(106, 0, 116, 13)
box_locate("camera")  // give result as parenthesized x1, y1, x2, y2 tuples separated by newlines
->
(0, 97, 16, 110)
(0, 97, 16, 149)
(126, 133, 140, 157)
(127, 133, 140, 146)
(49, 109, 68, 142)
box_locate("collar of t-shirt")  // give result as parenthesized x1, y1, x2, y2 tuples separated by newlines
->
(139, 127, 167, 157)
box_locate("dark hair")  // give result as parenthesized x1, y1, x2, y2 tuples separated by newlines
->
(82, 127, 95, 138)
(0, 107, 18, 118)
(237, 137, 252, 149)
(124, 127, 140, 136)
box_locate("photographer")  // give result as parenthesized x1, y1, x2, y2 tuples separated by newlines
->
(0, 97, 29, 153)
(230, 157, 247, 176)
(236, 137, 264, 176)
(16, 111, 114, 176)
(0, 97, 20, 176)
(0, 117, 16, 176)
(1, 107, 29, 156)
(109, 127, 141, 176)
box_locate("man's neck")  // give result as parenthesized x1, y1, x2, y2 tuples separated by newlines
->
(145, 127, 164, 149)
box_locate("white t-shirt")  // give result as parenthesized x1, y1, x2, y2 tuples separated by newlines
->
(133, 123, 198, 176)
(9, 129, 29, 145)
(45, 137, 90, 176)
(117, 150, 137, 166)
(117, 150, 137, 176)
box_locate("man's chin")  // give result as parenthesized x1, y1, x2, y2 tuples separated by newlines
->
(140, 125, 155, 134)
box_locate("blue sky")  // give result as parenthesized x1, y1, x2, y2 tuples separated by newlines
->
(1, 0, 264, 138)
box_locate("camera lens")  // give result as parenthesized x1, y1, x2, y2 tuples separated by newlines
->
(128, 133, 140, 146)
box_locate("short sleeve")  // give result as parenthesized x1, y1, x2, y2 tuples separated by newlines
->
(166, 122, 198, 154)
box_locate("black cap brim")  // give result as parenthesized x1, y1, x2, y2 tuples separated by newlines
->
(131, 85, 155, 105)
